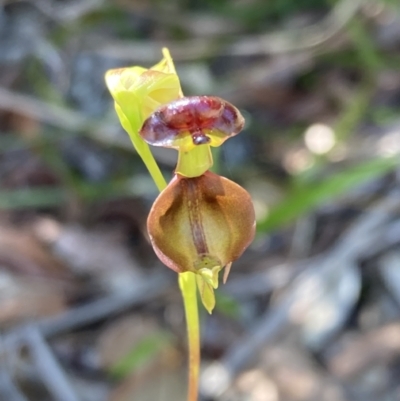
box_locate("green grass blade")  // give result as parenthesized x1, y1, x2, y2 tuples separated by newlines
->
(258, 156, 399, 232)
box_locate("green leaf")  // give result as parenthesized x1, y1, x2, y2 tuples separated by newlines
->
(0, 187, 66, 209)
(0, 179, 143, 210)
(110, 331, 171, 379)
(258, 156, 400, 232)
(215, 292, 240, 319)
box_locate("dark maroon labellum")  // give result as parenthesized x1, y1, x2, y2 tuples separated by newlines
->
(139, 96, 244, 149)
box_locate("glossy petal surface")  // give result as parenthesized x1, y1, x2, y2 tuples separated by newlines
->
(140, 96, 244, 152)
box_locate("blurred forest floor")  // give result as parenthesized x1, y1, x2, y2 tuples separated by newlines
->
(1, 0, 400, 400)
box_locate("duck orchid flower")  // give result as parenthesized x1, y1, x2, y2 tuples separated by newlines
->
(147, 170, 255, 312)
(105, 50, 255, 313)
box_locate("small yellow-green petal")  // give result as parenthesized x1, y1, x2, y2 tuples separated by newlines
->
(105, 67, 146, 96)
(196, 275, 216, 314)
(136, 71, 182, 119)
(197, 264, 221, 289)
(113, 93, 142, 134)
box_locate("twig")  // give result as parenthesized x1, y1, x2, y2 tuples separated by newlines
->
(363, 219, 400, 258)
(91, 0, 365, 61)
(0, 272, 168, 401)
(201, 190, 400, 398)
(222, 256, 317, 298)
(0, 87, 179, 168)
(289, 214, 316, 259)
(0, 85, 107, 134)
(328, 190, 400, 261)
(7, 0, 105, 22)
(24, 326, 80, 401)
(4, 273, 169, 347)
(0, 86, 89, 130)
(0, 371, 29, 401)
(1, 268, 170, 401)
(200, 297, 292, 399)
(39, 273, 169, 337)
(0, 86, 132, 148)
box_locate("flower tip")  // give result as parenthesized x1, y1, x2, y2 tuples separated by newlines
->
(104, 69, 122, 94)
(223, 262, 232, 284)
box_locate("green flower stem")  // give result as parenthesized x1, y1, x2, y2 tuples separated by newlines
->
(142, 148, 200, 401)
(179, 272, 200, 401)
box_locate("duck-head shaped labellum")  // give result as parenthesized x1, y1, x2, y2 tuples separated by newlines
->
(147, 171, 256, 312)
(139, 96, 245, 152)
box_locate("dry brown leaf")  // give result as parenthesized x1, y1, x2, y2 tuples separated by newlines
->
(0, 223, 74, 324)
(0, 272, 66, 324)
(328, 323, 400, 378)
(98, 315, 184, 401)
(0, 224, 70, 278)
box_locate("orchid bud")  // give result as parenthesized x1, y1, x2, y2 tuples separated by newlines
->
(147, 171, 256, 312)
